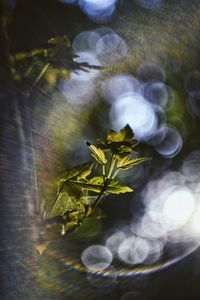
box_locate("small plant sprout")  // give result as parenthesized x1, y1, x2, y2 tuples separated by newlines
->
(45, 125, 150, 235)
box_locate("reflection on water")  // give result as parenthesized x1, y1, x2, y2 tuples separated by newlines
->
(137, 63, 166, 83)
(154, 125, 183, 158)
(118, 236, 149, 265)
(110, 92, 158, 141)
(72, 27, 127, 65)
(87, 265, 118, 289)
(81, 245, 113, 271)
(71, 52, 101, 81)
(95, 33, 128, 65)
(79, 0, 117, 22)
(102, 75, 141, 104)
(144, 82, 168, 108)
(106, 231, 127, 255)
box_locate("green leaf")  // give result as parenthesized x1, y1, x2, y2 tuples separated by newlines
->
(49, 191, 87, 219)
(97, 125, 139, 155)
(56, 162, 93, 199)
(88, 176, 104, 185)
(49, 192, 76, 217)
(62, 181, 84, 199)
(107, 125, 134, 143)
(79, 195, 97, 206)
(48, 126, 151, 228)
(69, 178, 133, 195)
(62, 161, 93, 182)
(67, 203, 86, 223)
(117, 156, 150, 169)
(86, 143, 107, 165)
(107, 180, 133, 194)
(116, 144, 137, 154)
(69, 180, 102, 193)
(57, 179, 65, 196)
(51, 181, 86, 218)
(52, 162, 93, 218)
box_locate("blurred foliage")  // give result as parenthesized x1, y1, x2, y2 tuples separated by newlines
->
(12, 34, 101, 91)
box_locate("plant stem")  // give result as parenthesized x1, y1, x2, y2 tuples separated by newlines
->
(107, 154, 116, 179)
(95, 153, 118, 208)
(94, 178, 109, 208)
(102, 164, 106, 183)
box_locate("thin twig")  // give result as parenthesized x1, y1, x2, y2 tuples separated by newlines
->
(94, 178, 110, 208)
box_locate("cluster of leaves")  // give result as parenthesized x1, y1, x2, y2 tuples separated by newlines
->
(45, 125, 150, 235)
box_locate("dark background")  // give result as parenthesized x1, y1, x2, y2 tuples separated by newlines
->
(1, 0, 200, 299)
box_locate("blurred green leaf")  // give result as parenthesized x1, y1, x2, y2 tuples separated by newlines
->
(48, 35, 70, 47)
